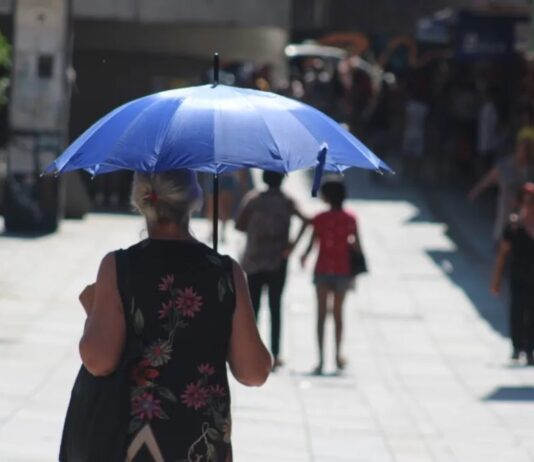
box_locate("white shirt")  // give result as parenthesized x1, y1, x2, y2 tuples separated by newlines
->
(404, 100, 429, 140)
(477, 101, 499, 154)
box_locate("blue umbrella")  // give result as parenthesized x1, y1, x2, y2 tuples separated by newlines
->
(45, 54, 391, 249)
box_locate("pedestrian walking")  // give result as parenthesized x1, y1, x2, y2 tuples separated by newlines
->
(235, 171, 308, 370)
(61, 169, 271, 462)
(476, 87, 501, 174)
(491, 182, 534, 366)
(468, 129, 534, 241)
(401, 91, 429, 179)
(300, 177, 362, 374)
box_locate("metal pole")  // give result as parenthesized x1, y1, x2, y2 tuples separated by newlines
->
(212, 173, 219, 252)
(212, 52, 220, 251)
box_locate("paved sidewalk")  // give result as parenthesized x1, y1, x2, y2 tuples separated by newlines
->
(1, 171, 534, 461)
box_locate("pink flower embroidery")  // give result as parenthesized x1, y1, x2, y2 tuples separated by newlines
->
(181, 381, 209, 410)
(132, 392, 164, 421)
(198, 363, 215, 376)
(175, 287, 203, 318)
(158, 300, 173, 319)
(209, 384, 226, 398)
(158, 274, 174, 292)
(132, 359, 160, 386)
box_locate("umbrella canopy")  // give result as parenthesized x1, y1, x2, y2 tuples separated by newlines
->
(45, 84, 391, 179)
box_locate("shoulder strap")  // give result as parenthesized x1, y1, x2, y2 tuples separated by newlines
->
(115, 249, 135, 337)
(115, 250, 130, 312)
(114, 249, 143, 363)
(222, 255, 236, 312)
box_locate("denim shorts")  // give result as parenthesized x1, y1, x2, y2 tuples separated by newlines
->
(313, 273, 354, 292)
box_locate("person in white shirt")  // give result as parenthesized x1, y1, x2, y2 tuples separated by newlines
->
(402, 92, 429, 179)
(477, 87, 500, 173)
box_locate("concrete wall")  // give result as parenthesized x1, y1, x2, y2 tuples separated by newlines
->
(73, 21, 288, 64)
(0, 0, 290, 28)
(73, 0, 290, 28)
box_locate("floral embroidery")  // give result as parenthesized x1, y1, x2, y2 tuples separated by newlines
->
(144, 340, 173, 367)
(132, 392, 164, 421)
(176, 287, 203, 318)
(209, 384, 226, 398)
(198, 363, 215, 376)
(158, 274, 174, 292)
(127, 264, 232, 461)
(129, 275, 205, 434)
(157, 300, 173, 320)
(181, 380, 210, 410)
(132, 359, 160, 386)
(182, 364, 231, 462)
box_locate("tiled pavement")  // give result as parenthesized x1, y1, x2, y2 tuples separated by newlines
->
(1, 171, 533, 461)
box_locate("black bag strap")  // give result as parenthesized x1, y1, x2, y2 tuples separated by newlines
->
(114, 249, 143, 363)
(222, 255, 237, 314)
(115, 249, 132, 327)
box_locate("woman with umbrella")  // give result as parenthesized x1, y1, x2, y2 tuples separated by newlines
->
(48, 56, 390, 460)
(66, 170, 272, 461)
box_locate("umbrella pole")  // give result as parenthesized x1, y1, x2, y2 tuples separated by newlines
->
(212, 52, 220, 251)
(213, 173, 219, 252)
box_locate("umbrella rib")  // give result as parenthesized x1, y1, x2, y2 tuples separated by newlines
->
(232, 89, 285, 170)
(153, 85, 215, 173)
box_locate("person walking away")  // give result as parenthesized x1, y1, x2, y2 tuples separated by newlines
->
(401, 90, 429, 180)
(476, 87, 501, 175)
(64, 169, 271, 462)
(491, 182, 534, 365)
(468, 129, 534, 241)
(300, 178, 361, 374)
(235, 171, 308, 370)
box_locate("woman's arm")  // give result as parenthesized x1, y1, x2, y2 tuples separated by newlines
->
(79, 252, 126, 376)
(227, 260, 272, 386)
(468, 167, 499, 201)
(490, 240, 511, 295)
(284, 204, 310, 257)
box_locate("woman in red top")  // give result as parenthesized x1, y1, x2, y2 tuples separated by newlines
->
(301, 178, 361, 374)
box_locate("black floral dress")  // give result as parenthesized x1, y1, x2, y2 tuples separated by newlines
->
(123, 239, 235, 462)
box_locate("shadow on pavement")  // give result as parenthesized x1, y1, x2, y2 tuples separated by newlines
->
(341, 169, 508, 340)
(427, 250, 507, 337)
(485, 386, 534, 401)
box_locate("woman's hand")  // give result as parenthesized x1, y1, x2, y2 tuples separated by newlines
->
(79, 283, 96, 315)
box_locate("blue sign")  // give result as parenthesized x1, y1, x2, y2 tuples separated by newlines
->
(455, 11, 519, 59)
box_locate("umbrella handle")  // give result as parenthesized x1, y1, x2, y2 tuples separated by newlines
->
(213, 53, 219, 87)
(311, 145, 328, 197)
(213, 174, 219, 251)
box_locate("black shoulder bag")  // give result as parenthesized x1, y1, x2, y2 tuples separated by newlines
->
(59, 249, 142, 462)
(349, 245, 368, 276)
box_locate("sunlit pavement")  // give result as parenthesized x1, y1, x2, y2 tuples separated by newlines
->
(1, 170, 534, 462)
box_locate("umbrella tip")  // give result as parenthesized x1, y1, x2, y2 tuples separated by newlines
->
(213, 52, 219, 87)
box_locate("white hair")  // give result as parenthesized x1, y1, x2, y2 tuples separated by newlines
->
(131, 170, 203, 225)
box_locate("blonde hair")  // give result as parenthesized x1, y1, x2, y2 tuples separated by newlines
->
(131, 170, 202, 225)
